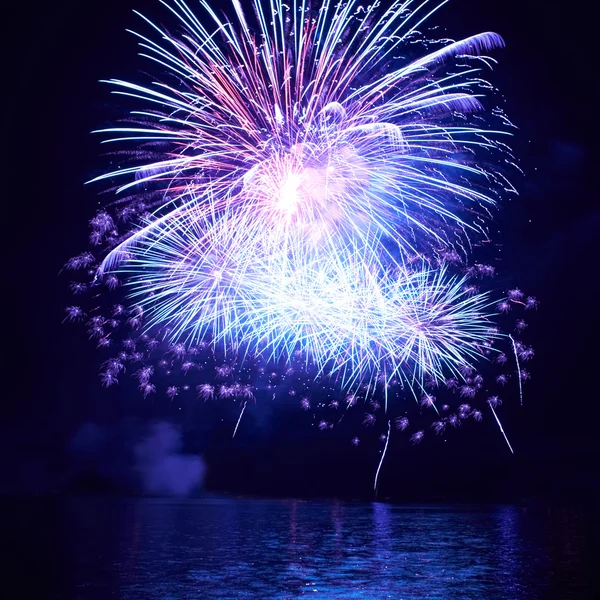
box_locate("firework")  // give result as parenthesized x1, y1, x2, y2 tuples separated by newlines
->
(89, 0, 516, 276)
(113, 193, 499, 388)
(66, 0, 537, 462)
(86, 0, 514, 359)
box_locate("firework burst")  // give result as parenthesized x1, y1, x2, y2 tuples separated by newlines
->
(92, 0, 515, 269)
(66, 0, 536, 463)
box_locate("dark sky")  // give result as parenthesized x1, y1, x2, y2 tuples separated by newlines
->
(5, 0, 598, 499)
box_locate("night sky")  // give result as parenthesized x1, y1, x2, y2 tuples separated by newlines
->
(5, 0, 598, 500)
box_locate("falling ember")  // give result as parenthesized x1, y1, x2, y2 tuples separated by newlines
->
(488, 402, 514, 454)
(233, 401, 248, 439)
(374, 420, 392, 497)
(509, 334, 524, 406)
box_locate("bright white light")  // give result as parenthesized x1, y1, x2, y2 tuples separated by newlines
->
(278, 173, 302, 214)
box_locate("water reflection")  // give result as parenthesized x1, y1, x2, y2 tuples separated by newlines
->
(14, 497, 595, 599)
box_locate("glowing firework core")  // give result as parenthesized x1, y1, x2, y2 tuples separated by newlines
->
(278, 173, 302, 215)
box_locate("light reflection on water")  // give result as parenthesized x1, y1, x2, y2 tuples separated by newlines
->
(31, 498, 597, 598)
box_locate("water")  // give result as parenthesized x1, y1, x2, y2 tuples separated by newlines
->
(7, 497, 596, 599)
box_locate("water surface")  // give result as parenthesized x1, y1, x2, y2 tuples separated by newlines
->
(9, 497, 596, 599)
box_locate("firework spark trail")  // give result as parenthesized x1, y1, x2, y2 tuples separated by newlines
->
(374, 419, 392, 496)
(233, 400, 248, 438)
(489, 403, 514, 454)
(383, 365, 388, 413)
(509, 334, 524, 405)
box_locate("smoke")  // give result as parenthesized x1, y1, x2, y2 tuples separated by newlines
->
(69, 420, 205, 496)
(134, 422, 205, 496)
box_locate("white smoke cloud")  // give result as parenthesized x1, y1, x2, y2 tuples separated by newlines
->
(134, 422, 205, 496)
